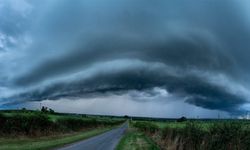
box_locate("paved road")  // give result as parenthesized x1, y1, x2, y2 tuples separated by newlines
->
(57, 122, 128, 150)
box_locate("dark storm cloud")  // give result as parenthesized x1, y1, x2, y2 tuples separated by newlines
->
(14, 33, 233, 86)
(6, 63, 247, 114)
(1, 0, 250, 114)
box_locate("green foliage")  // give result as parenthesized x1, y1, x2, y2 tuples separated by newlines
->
(0, 113, 6, 127)
(0, 127, 112, 150)
(124, 115, 129, 119)
(206, 122, 249, 150)
(116, 129, 160, 150)
(56, 118, 98, 131)
(0, 112, 124, 137)
(49, 108, 55, 114)
(177, 116, 187, 122)
(133, 121, 159, 133)
(21, 108, 27, 111)
(0, 114, 54, 136)
(161, 121, 250, 150)
(41, 106, 55, 114)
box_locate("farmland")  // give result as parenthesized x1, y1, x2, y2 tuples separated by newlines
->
(116, 125, 160, 150)
(129, 119, 250, 150)
(0, 109, 125, 150)
(2, 109, 250, 150)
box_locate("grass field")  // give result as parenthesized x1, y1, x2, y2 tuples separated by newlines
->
(131, 119, 250, 150)
(139, 120, 250, 130)
(0, 127, 112, 150)
(3, 109, 250, 150)
(153, 121, 220, 131)
(116, 128, 159, 150)
(1, 110, 124, 123)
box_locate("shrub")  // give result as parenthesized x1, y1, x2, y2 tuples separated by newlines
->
(57, 118, 87, 131)
(1, 114, 54, 136)
(0, 112, 124, 137)
(177, 116, 187, 122)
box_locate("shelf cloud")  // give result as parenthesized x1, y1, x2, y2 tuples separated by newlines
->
(1, 0, 250, 116)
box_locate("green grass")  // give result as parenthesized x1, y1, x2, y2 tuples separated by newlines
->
(132, 120, 250, 150)
(1, 111, 124, 122)
(152, 120, 250, 131)
(154, 121, 186, 129)
(0, 127, 113, 150)
(116, 128, 159, 150)
(0, 110, 125, 149)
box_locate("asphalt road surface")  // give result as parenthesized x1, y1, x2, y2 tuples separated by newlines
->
(57, 122, 128, 150)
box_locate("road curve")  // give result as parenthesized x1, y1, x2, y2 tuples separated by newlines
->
(57, 122, 128, 150)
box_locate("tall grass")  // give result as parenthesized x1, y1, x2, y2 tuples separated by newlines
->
(133, 120, 250, 150)
(132, 121, 159, 134)
(161, 121, 250, 150)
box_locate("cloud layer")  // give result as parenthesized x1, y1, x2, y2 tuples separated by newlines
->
(1, 0, 250, 115)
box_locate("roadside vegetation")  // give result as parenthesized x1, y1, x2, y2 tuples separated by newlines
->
(116, 125, 159, 150)
(0, 109, 124, 136)
(0, 127, 111, 150)
(0, 109, 125, 150)
(131, 119, 250, 150)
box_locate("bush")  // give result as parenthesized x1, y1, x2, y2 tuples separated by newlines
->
(177, 116, 187, 122)
(0, 112, 124, 137)
(0, 114, 54, 136)
(57, 118, 87, 131)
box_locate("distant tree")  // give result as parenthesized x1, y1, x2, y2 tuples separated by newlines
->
(177, 116, 187, 122)
(49, 108, 55, 114)
(124, 115, 129, 119)
(41, 106, 48, 113)
(21, 108, 27, 111)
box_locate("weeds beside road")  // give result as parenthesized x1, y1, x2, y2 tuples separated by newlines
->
(0, 127, 112, 150)
(116, 123, 159, 150)
(132, 120, 250, 150)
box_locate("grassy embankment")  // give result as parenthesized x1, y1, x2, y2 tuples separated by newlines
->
(116, 122, 160, 150)
(132, 120, 250, 150)
(0, 110, 124, 150)
(0, 127, 111, 150)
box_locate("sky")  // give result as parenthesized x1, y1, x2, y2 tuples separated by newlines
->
(0, 0, 250, 118)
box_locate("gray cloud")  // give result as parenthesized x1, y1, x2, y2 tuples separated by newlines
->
(6, 58, 248, 114)
(1, 0, 250, 115)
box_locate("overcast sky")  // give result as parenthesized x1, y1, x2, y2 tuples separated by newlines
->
(0, 0, 250, 118)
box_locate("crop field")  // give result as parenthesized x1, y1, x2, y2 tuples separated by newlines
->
(2, 110, 250, 150)
(144, 120, 249, 130)
(0, 110, 125, 150)
(131, 119, 250, 150)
